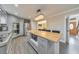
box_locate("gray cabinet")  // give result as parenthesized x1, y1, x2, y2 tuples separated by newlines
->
(38, 37, 47, 54)
(28, 33, 59, 54)
(38, 37, 59, 54)
(47, 40, 59, 54)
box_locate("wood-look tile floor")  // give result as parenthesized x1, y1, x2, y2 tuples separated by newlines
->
(60, 36, 79, 54)
(7, 36, 37, 54)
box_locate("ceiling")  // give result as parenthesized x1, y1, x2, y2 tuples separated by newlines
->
(1, 4, 79, 19)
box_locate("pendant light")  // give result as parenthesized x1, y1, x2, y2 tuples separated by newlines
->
(35, 9, 44, 21)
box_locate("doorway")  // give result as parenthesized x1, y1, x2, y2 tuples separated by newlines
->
(60, 15, 79, 54)
(66, 15, 79, 44)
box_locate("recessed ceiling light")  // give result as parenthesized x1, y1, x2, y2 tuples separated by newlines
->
(14, 4, 19, 7)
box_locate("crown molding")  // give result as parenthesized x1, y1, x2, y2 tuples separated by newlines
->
(48, 7, 79, 18)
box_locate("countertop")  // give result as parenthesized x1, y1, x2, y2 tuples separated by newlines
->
(29, 30, 61, 43)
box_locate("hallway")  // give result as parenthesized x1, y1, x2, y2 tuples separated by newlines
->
(7, 36, 36, 54)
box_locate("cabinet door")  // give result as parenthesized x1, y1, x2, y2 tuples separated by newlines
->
(47, 40, 59, 54)
(38, 37, 59, 54)
(38, 37, 47, 54)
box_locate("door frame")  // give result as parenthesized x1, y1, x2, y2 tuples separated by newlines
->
(65, 16, 69, 44)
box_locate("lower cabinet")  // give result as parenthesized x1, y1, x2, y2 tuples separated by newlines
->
(0, 45, 7, 54)
(28, 33, 59, 54)
(38, 37, 47, 54)
(38, 37, 59, 54)
(47, 40, 59, 54)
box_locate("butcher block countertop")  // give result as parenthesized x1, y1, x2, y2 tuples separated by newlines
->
(29, 30, 61, 43)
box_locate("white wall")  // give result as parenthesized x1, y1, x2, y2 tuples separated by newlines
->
(6, 14, 24, 36)
(46, 8, 79, 43)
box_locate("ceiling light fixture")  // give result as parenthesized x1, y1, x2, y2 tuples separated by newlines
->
(35, 14, 44, 21)
(34, 9, 44, 21)
(37, 9, 41, 13)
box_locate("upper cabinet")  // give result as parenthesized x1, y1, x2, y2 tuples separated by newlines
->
(0, 8, 7, 24)
(0, 8, 8, 31)
(37, 20, 47, 29)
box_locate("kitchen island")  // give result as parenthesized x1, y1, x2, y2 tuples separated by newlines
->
(28, 30, 61, 54)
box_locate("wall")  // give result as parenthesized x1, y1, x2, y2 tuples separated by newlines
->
(46, 8, 79, 43)
(7, 14, 24, 36)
